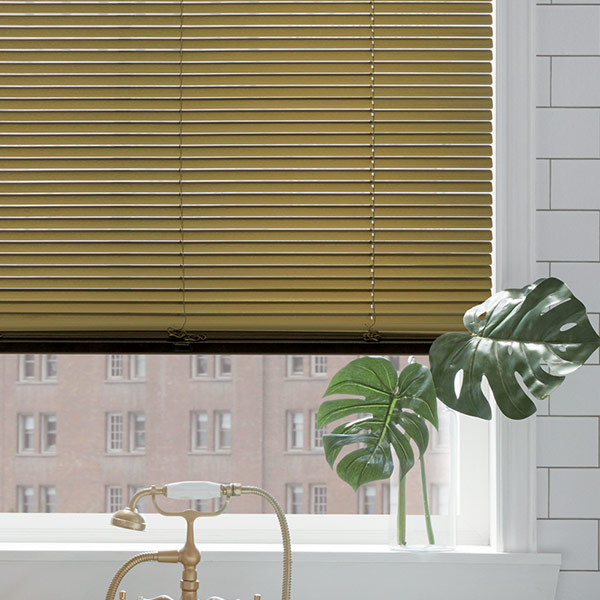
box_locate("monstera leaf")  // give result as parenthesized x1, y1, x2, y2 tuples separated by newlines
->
(317, 356, 437, 490)
(430, 277, 600, 420)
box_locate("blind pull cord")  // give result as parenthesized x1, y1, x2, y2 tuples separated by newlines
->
(168, 0, 206, 344)
(363, 0, 381, 344)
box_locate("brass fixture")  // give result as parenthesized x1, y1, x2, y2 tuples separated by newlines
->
(106, 481, 292, 600)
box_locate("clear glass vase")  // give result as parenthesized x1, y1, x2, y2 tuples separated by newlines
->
(389, 405, 458, 551)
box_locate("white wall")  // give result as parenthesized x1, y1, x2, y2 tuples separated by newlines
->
(535, 2, 600, 598)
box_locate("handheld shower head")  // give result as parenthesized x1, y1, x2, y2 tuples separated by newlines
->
(111, 507, 146, 531)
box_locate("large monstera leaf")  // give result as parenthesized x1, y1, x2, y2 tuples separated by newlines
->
(430, 277, 600, 420)
(317, 356, 437, 490)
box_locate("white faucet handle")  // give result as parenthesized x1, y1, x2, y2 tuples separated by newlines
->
(165, 481, 223, 500)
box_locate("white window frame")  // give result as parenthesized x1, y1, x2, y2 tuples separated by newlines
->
(493, 0, 537, 553)
(130, 355, 146, 380)
(106, 413, 124, 453)
(191, 410, 208, 451)
(286, 484, 303, 514)
(106, 486, 123, 514)
(310, 484, 327, 515)
(16, 486, 34, 513)
(286, 411, 304, 451)
(41, 354, 58, 381)
(310, 355, 328, 377)
(129, 412, 145, 453)
(358, 485, 377, 515)
(310, 410, 325, 450)
(19, 354, 36, 381)
(106, 354, 124, 380)
(39, 485, 56, 513)
(191, 355, 209, 379)
(214, 411, 231, 451)
(40, 413, 57, 454)
(17, 413, 35, 454)
(216, 355, 232, 379)
(0, 1, 538, 558)
(287, 355, 304, 377)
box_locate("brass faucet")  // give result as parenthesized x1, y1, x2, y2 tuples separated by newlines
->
(105, 482, 291, 600)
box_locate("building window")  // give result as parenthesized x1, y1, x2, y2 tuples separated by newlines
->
(286, 484, 303, 514)
(310, 484, 327, 515)
(129, 412, 146, 452)
(106, 486, 123, 513)
(216, 355, 232, 378)
(194, 498, 214, 513)
(287, 411, 304, 450)
(431, 407, 451, 452)
(215, 411, 231, 451)
(382, 483, 390, 515)
(106, 413, 124, 452)
(41, 413, 57, 453)
(311, 355, 328, 376)
(310, 410, 325, 450)
(107, 354, 124, 379)
(131, 355, 146, 380)
(42, 355, 58, 380)
(128, 485, 146, 512)
(192, 355, 209, 378)
(358, 485, 377, 515)
(287, 355, 304, 377)
(20, 354, 36, 381)
(17, 486, 34, 513)
(17, 414, 35, 453)
(191, 411, 208, 450)
(40, 486, 56, 513)
(387, 356, 401, 371)
(430, 484, 450, 516)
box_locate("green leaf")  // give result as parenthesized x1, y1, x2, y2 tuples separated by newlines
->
(397, 362, 438, 428)
(319, 356, 435, 489)
(430, 277, 600, 420)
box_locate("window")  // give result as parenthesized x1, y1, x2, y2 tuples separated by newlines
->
(215, 411, 231, 451)
(106, 413, 124, 453)
(382, 483, 390, 515)
(310, 484, 327, 515)
(131, 355, 146, 380)
(129, 413, 145, 453)
(287, 356, 304, 377)
(430, 484, 451, 516)
(286, 484, 303, 515)
(40, 486, 56, 513)
(359, 485, 377, 515)
(194, 498, 214, 513)
(106, 486, 123, 513)
(42, 355, 58, 381)
(41, 414, 57, 454)
(17, 486, 34, 513)
(216, 356, 232, 379)
(192, 355, 209, 378)
(311, 356, 328, 377)
(20, 354, 36, 381)
(191, 411, 208, 451)
(107, 355, 124, 380)
(17, 414, 35, 454)
(287, 411, 304, 450)
(310, 410, 325, 450)
(128, 485, 146, 512)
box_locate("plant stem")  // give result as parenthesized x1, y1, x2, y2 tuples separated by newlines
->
(420, 454, 435, 546)
(397, 475, 407, 546)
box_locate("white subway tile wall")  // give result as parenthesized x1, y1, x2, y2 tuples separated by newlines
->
(536, 3, 600, 597)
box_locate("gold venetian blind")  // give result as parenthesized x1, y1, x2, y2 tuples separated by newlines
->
(0, 0, 493, 343)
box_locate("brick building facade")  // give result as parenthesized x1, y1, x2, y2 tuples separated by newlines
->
(0, 354, 450, 516)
